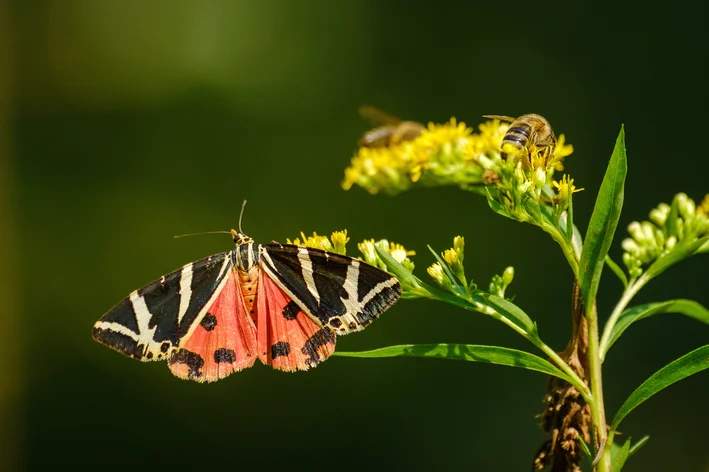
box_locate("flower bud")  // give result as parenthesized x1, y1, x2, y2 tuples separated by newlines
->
(534, 167, 547, 190)
(621, 238, 640, 255)
(627, 222, 644, 242)
(427, 262, 447, 286)
(330, 230, 349, 255)
(502, 266, 515, 286)
(358, 239, 379, 267)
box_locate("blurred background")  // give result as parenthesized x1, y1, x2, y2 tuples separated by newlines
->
(1, 1, 708, 470)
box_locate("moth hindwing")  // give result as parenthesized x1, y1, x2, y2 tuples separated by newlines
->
(93, 232, 402, 382)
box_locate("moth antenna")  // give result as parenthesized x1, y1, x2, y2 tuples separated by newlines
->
(173, 230, 231, 239)
(238, 199, 248, 233)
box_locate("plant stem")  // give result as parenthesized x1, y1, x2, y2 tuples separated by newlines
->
(492, 312, 592, 402)
(598, 274, 648, 360)
(541, 221, 579, 278)
(534, 341, 593, 403)
(586, 302, 612, 472)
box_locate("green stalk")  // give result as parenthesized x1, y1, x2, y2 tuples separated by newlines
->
(586, 302, 611, 472)
(490, 310, 592, 402)
(599, 274, 647, 360)
(541, 221, 580, 278)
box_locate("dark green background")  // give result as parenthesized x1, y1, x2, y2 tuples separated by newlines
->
(2, 1, 708, 471)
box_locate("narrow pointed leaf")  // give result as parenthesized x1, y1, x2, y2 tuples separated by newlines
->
(628, 436, 650, 457)
(522, 194, 542, 223)
(578, 126, 627, 310)
(604, 300, 709, 356)
(479, 293, 536, 334)
(611, 345, 709, 431)
(486, 188, 515, 220)
(611, 438, 631, 471)
(334, 343, 573, 383)
(605, 255, 629, 287)
(374, 245, 420, 288)
(577, 436, 592, 460)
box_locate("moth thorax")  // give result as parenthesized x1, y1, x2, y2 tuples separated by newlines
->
(234, 242, 259, 271)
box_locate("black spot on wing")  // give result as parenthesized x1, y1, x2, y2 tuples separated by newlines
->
(271, 341, 291, 359)
(142, 253, 230, 346)
(99, 298, 140, 334)
(214, 348, 236, 363)
(200, 313, 217, 331)
(93, 328, 145, 359)
(329, 318, 342, 329)
(160, 342, 170, 353)
(264, 245, 357, 324)
(183, 254, 231, 337)
(282, 301, 300, 320)
(301, 329, 335, 366)
(169, 349, 204, 379)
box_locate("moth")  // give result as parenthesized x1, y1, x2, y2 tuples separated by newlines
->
(93, 230, 402, 382)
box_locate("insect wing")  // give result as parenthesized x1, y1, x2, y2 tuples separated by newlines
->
(256, 271, 336, 371)
(169, 268, 258, 382)
(259, 244, 402, 335)
(93, 252, 233, 362)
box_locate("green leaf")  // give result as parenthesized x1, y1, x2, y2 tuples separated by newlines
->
(611, 438, 631, 472)
(611, 345, 709, 431)
(334, 343, 574, 383)
(607, 436, 649, 471)
(577, 436, 592, 460)
(485, 188, 515, 220)
(374, 245, 420, 289)
(628, 436, 650, 457)
(605, 255, 629, 287)
(578, 126, 627, 311)
(604, 300, 709, 356)
(479, 293, 536, 335)
(521, 194, 542, 223)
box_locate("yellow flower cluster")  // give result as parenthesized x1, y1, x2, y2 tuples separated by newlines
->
(342, 118, 499, 195)
(552, 174, 584, 203)
(358, 239, 416, 273)
(342, 116, 575, 202)
(287, 230, 350, 255)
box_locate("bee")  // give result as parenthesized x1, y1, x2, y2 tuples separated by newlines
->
(358, 106, 425, 148)
(483, 114, 556, 162)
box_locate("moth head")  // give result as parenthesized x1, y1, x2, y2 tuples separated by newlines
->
(231, 229, 254, 246)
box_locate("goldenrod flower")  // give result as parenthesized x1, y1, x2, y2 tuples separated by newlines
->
(356, 239, 416, 273)
(331, 230, 350, 254)
(357, 239, 379, 267)
(343, 117, 490, 195)
(548, 134, 574, 170)
(427, 262, 446, 285)
(698, 194, 709, 216)
(553, 175, 583, 203)
(287, 230, 349, 255)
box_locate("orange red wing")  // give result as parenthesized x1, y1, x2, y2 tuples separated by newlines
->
(169, 270, 258, 382)
(256, 270, 336, 372)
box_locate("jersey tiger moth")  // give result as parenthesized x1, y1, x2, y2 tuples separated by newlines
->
(93, 230, 402, 382)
